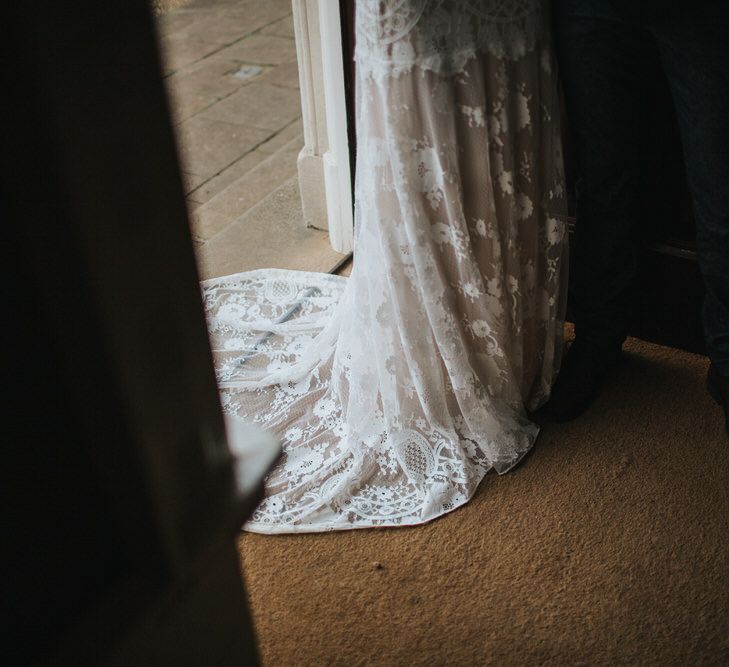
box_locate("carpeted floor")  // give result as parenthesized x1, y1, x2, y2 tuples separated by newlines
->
(238, 336, 729, 666)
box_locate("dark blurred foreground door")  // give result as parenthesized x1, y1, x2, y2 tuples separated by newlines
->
(2, 1, 277, 664)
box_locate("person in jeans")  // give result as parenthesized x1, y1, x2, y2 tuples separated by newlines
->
(544, 0, 729, 435)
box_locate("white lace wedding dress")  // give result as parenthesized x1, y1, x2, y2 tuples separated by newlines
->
(202, 0, 568, 533)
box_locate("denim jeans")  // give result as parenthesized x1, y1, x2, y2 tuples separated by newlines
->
(553, 0, 729, 372)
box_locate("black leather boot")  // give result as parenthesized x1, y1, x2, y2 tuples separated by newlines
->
(535, 338, 623, 423)
(707, 363, 729, 438)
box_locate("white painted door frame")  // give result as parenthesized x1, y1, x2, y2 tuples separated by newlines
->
(292, 0, 354, 255)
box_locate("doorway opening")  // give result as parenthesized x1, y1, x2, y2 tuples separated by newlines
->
(154, 0, 353, 279)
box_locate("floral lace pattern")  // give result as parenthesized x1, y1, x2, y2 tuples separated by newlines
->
(202, 0, 568, 533)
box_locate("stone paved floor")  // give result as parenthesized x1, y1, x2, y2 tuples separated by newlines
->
(155, 0, 346, 278)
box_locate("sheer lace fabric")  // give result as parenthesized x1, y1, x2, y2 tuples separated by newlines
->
(355, 0, 540, 79)
(202, 0, 568, 533)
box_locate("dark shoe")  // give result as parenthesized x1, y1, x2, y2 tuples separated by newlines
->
(535, 339, 623, 423)
(707, 363, 729, 438)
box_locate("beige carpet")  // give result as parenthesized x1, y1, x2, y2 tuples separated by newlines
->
(238, 336, 729, 665)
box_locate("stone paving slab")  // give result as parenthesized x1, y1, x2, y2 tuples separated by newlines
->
(177, 115, 271, 179)
(166, 55, 248, 122)
(182, 170, 209, 194)
(180, 0, 289, 14)
(172, 13, 266, 46)
(190, 135, 301, 239)
(200, 82, 301, 131)
(196, 177, 344, 279)
(215, 34, 296, 65)
(260, 58, 300, 89)
(159, 33, 221, 74)
(256, 118, 303, 154)
(186, 146, 268, 204)
(203, 0, 293, 20)
(157, 9, 211, 35)
(260, 15, 295, 39)
(182, 120, 300, 206)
